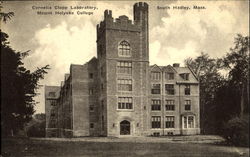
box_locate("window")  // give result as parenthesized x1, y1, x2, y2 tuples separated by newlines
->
(165, 84, 175, 95)
(102, 115, 104, 130)
(48, 92, 56, 97)
(183, 115, 195, 128)
(101, 66, 105, 77)
(151, 72, 161, 80)
(117, 61, 132, 74)
(101, 100, 104, 110)
(90, 106, 94, 112)
(118, 79, 132, 91)
(152, 116, 161, 128)
(89, 73, 93, 79)
(101, 84, 104, 91)
(51, 109, 56, 117)
(185, 100, 191, 110)
(151, 84, 160, 94)
(50, 100, 57, 106)
(165, 72, 174, 80)
(90, 123, 94, 128)
(151, 100, 161, 111)
(118, 41, 131, 57)
(118, 97, 133, 109)
(89, 88, 94, 95)
(180, 73, 189, 80)
(165, 116, 175, 128)
(165, 100, 175, 111)
(185, 85, 190, 95)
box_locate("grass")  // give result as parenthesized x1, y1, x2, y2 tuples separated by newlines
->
(1, 137, 249, 157)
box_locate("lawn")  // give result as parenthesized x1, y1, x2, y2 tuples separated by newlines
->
(1, 137, 249, 157)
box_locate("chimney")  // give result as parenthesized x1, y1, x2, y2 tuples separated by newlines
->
(173, 63, 180, 67)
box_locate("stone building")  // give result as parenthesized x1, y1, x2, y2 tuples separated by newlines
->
(45, 2, 200, 137)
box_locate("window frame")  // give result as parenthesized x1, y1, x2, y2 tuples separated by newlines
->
(117, 61, 132, 74)
(165, 100, 175, 111)
(151, 99, 161, 111)
(165, 84, 175, 95)
(151, 84, 161, 94)
(117, 79, 132, 92)
(117, 97, 133, 110)
(118, 40, 131, 57)
(151, 71, 161, 80)
(182, 115, 195, 129)
(165, 116, 175, 128)
(151, 116, 161, 129)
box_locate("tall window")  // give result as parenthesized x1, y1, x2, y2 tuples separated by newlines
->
(89, 73, 93, 79)
(151, 84, 161, 94)
(165, 72, 174, 80)
(89, 88, 94, 95)
(151, 116, 161, 128)
(117, 61, 132, 74)
(118, 79, 132, 91)
(165, 116, 175, 128)
(118, 97, 133, 109)
(118, 41, 131, 57)
(151, 72, 161, 80)
(185, 85, 190, 95)
(165, 84, 175, 95)
(165, 100, 175, 111)
(185, 100, 191, 110)
(101, 66, 105, 77)
(151, 100, 161, 111)
(183, 115, 195, 128)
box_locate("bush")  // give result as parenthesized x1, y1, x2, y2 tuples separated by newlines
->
(222, 116, 249, 147)
(27, 121, 46, 137)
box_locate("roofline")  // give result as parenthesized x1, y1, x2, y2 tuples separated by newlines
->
(187, 66, 199, 81)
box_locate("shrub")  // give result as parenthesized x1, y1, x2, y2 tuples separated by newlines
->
(222, 116, 249, 147)
(27, 121, 46, 137)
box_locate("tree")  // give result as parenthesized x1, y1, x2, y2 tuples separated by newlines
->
(185, 34, 249, 140)
(185, 52, 224, 134)
(221, 34, 249, 118)
(1, 16, 50, 136)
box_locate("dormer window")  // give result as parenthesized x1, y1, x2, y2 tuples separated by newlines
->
(118, 41, 131, 57)
(180, 73, 189, 80)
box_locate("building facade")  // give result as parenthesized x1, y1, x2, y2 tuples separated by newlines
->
(45, 2, 200, 137)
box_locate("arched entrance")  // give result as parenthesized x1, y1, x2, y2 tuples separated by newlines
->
(120, 120, 130, 135)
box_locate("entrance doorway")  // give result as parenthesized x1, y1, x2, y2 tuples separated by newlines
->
(120, 120, 130, 135)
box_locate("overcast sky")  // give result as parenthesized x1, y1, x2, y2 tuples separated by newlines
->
(2, 1, 249, 113)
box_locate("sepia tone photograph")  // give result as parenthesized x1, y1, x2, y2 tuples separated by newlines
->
(1, 0, 249, 156)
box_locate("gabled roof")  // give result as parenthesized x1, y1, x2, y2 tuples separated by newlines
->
(150, 64, 162, 71)
(161, 65, 177, 73)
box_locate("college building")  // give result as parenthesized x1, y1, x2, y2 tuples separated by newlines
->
(45, 2, 200, 137)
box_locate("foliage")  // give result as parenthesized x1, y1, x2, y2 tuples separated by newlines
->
(0, 8, 14, 23)
(222, 116, 249, 147)
(185, 34, 249, 141)
(185, 52, 224, 134)
(27, 118, 46, 137)
(1, 30, 49, 136)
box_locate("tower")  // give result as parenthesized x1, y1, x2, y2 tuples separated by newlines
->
(96, 2, 149, 136)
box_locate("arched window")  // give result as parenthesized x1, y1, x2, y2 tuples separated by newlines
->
(118, 41, 131, 57)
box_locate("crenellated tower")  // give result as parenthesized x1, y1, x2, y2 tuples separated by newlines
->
(96, 2, 149, 137)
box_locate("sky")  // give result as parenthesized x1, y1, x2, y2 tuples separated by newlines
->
(1, 0, 249, 113)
